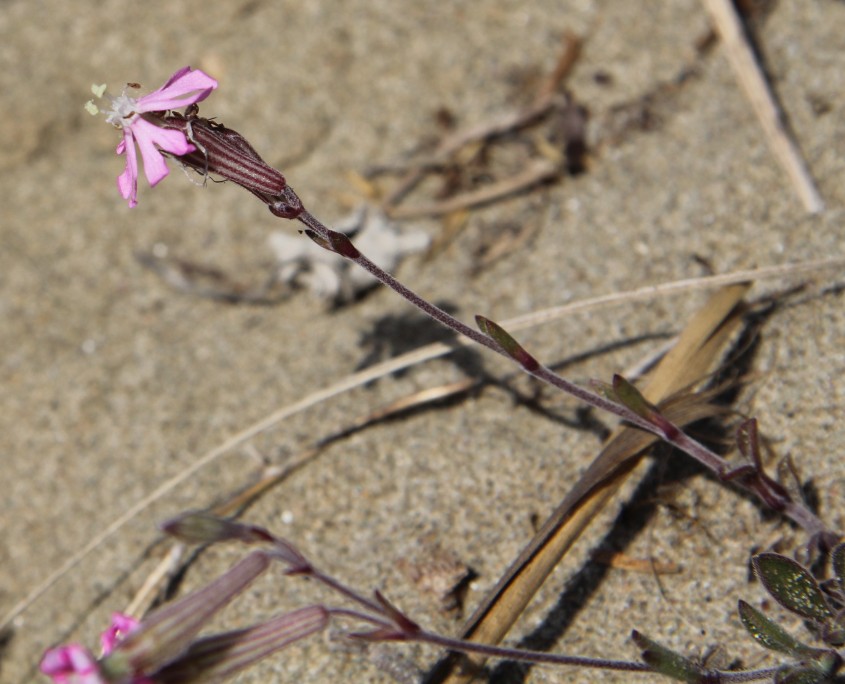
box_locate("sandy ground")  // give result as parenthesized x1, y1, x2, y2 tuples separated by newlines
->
(2, 1, 845, 682)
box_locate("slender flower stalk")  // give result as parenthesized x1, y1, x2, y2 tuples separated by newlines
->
(86, 66, 835, 541)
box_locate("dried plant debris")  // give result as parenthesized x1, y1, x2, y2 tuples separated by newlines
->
(268, 204, 429, 304)
(396, 539, 476, 616)
(369, 32, 588, 222)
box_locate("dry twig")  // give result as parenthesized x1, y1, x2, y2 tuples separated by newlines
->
(701, 0, 824, 213)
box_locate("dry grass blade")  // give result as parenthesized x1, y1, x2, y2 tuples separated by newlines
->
(431, 283, 750, 683)
(589, 550, 681, 575)
(386, 159, 560, 220)
(701, 0, 824, 213)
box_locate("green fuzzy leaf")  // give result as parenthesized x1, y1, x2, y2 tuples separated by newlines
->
(474, 316, 537, 370)
(631, 631, 705, 682)
(738, 600, 817, 657)
(612, 374, 657, 421)
(754, 553, 833, 621)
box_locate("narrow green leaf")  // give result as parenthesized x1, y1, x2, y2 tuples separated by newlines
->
(611, 375, 679, 440)
(474, 316, 538, 370)
(160, 511, 273, 545)
(612, 375, 656, 420)
(738, 600, 817, 657)
(753, 553, 833, 621)
(631, 631, 706, 683)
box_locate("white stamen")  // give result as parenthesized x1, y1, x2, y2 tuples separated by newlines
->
(103, 89, 140, 129)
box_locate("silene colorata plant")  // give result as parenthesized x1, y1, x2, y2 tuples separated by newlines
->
(41, 66, 844, 683)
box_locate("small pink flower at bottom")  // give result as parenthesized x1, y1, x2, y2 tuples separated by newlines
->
(86, 67, 218, 207)
(40, 613, 144, 684)
(39, 644, 105, 684)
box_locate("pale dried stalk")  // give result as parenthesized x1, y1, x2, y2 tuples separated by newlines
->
(701, 0, 824, 213)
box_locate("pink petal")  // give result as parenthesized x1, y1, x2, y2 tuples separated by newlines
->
(160, 66, 192, 88)
(137, 67, 218, 113)
(40, 644, 105, 684)
(131, 118, 194, 187)
(116, 130, 139, 208)
(100, 613, 140, 655)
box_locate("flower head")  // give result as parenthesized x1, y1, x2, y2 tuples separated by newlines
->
(99, 613, 141, 655)
(38, 547, 325, 684)
(39, 644, 103, 684)
(40, 614, 143, 684)
(87, 67, 218, 207)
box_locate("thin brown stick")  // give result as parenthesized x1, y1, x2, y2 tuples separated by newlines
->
(701, 0, 824, 213)
(386, 159, 559, 220)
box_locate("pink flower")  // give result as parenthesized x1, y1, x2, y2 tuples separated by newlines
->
(99, 612, 140, 655)
(39, 644, 104, 684)
(40, 613, 143, 684)
(90, 67, 218, 207)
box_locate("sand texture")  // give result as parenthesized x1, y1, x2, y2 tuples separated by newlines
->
(2, 1, 845, 682)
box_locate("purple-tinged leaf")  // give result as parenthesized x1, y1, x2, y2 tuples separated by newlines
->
(474, 316, 538, 370)
(612, 375, 677, 438)
(326, 230, 361, 259)
(737, 600, 817, 657)
(373, 590, 420, 636)
(611, 375, 656, 420)
(304, 229, 332, 250)
(630, 631, 707, 682)
(161, 511, 274, 545)
(153, 605, 329, 684)
(753, 553, 833, 621)
(270, 538, 312, 573)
